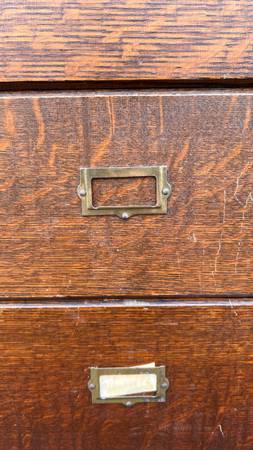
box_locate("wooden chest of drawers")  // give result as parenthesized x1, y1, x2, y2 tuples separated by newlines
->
(1, 2, 253, 450)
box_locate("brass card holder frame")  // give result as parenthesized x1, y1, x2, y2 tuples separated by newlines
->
(77, 166, 171, 219)
(88, 366, 169, 406)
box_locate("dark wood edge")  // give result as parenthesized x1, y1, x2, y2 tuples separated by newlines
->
(0, 79, 253, 92)
(0, 293, 253, 302)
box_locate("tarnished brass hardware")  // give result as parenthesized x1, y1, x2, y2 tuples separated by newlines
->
(77, 166, 171, 219)
(88, 365, 169, 406)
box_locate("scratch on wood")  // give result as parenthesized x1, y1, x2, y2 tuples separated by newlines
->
(234, 162, 252, 206)
(235, 191, 253, 273)
(229, 299, 239, 318)
(214, 231, 223, 274)
(188, 232, 197, 243)
(212, 190, 226, 282)
(218, 424, 225, 439)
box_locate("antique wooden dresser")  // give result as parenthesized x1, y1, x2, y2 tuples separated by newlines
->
(1, 2, 253, 449)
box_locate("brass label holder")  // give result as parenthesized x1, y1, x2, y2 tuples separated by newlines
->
(77, 166, 171, 219)
(88, 366, 169, 406)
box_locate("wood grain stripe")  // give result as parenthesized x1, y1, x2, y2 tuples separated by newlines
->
(1, 1, 253, 81)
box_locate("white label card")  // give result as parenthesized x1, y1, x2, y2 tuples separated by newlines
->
(99, 363, 157, 399)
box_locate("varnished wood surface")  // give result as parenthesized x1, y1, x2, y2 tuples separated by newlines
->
(92, 175, 156, 207)
(1, 90, 253, 298)
(1, 1, 253, 82)
(0, 301, 253, 450)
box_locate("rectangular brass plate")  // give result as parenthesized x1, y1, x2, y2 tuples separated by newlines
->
(78, 166, 171, 219)
(88, 366, 169, 406)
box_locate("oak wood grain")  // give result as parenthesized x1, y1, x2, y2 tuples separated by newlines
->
(92, 176, 156, 207)
(0, 301, 253, 450)
(1, 1, 253, 82)
(1, 90, 253, 298)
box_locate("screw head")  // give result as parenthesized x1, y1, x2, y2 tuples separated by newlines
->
(162, 186, 170, 196)
(78, 187, 86, 197)
(121, 212, 129, 220)
(125, 401, 132, 407)
(161, 381, 169, 389)
(88, 382, 96, 390)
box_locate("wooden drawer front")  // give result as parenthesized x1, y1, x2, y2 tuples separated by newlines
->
(0, 1, 252, 82)
(1, 90, 253, 298)
(0, 302, 253, 450)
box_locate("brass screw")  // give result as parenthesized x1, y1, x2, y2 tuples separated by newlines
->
(122, 212, 129, 220)
(79, 190, 86, 197)
(162, 187, 170, 196)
